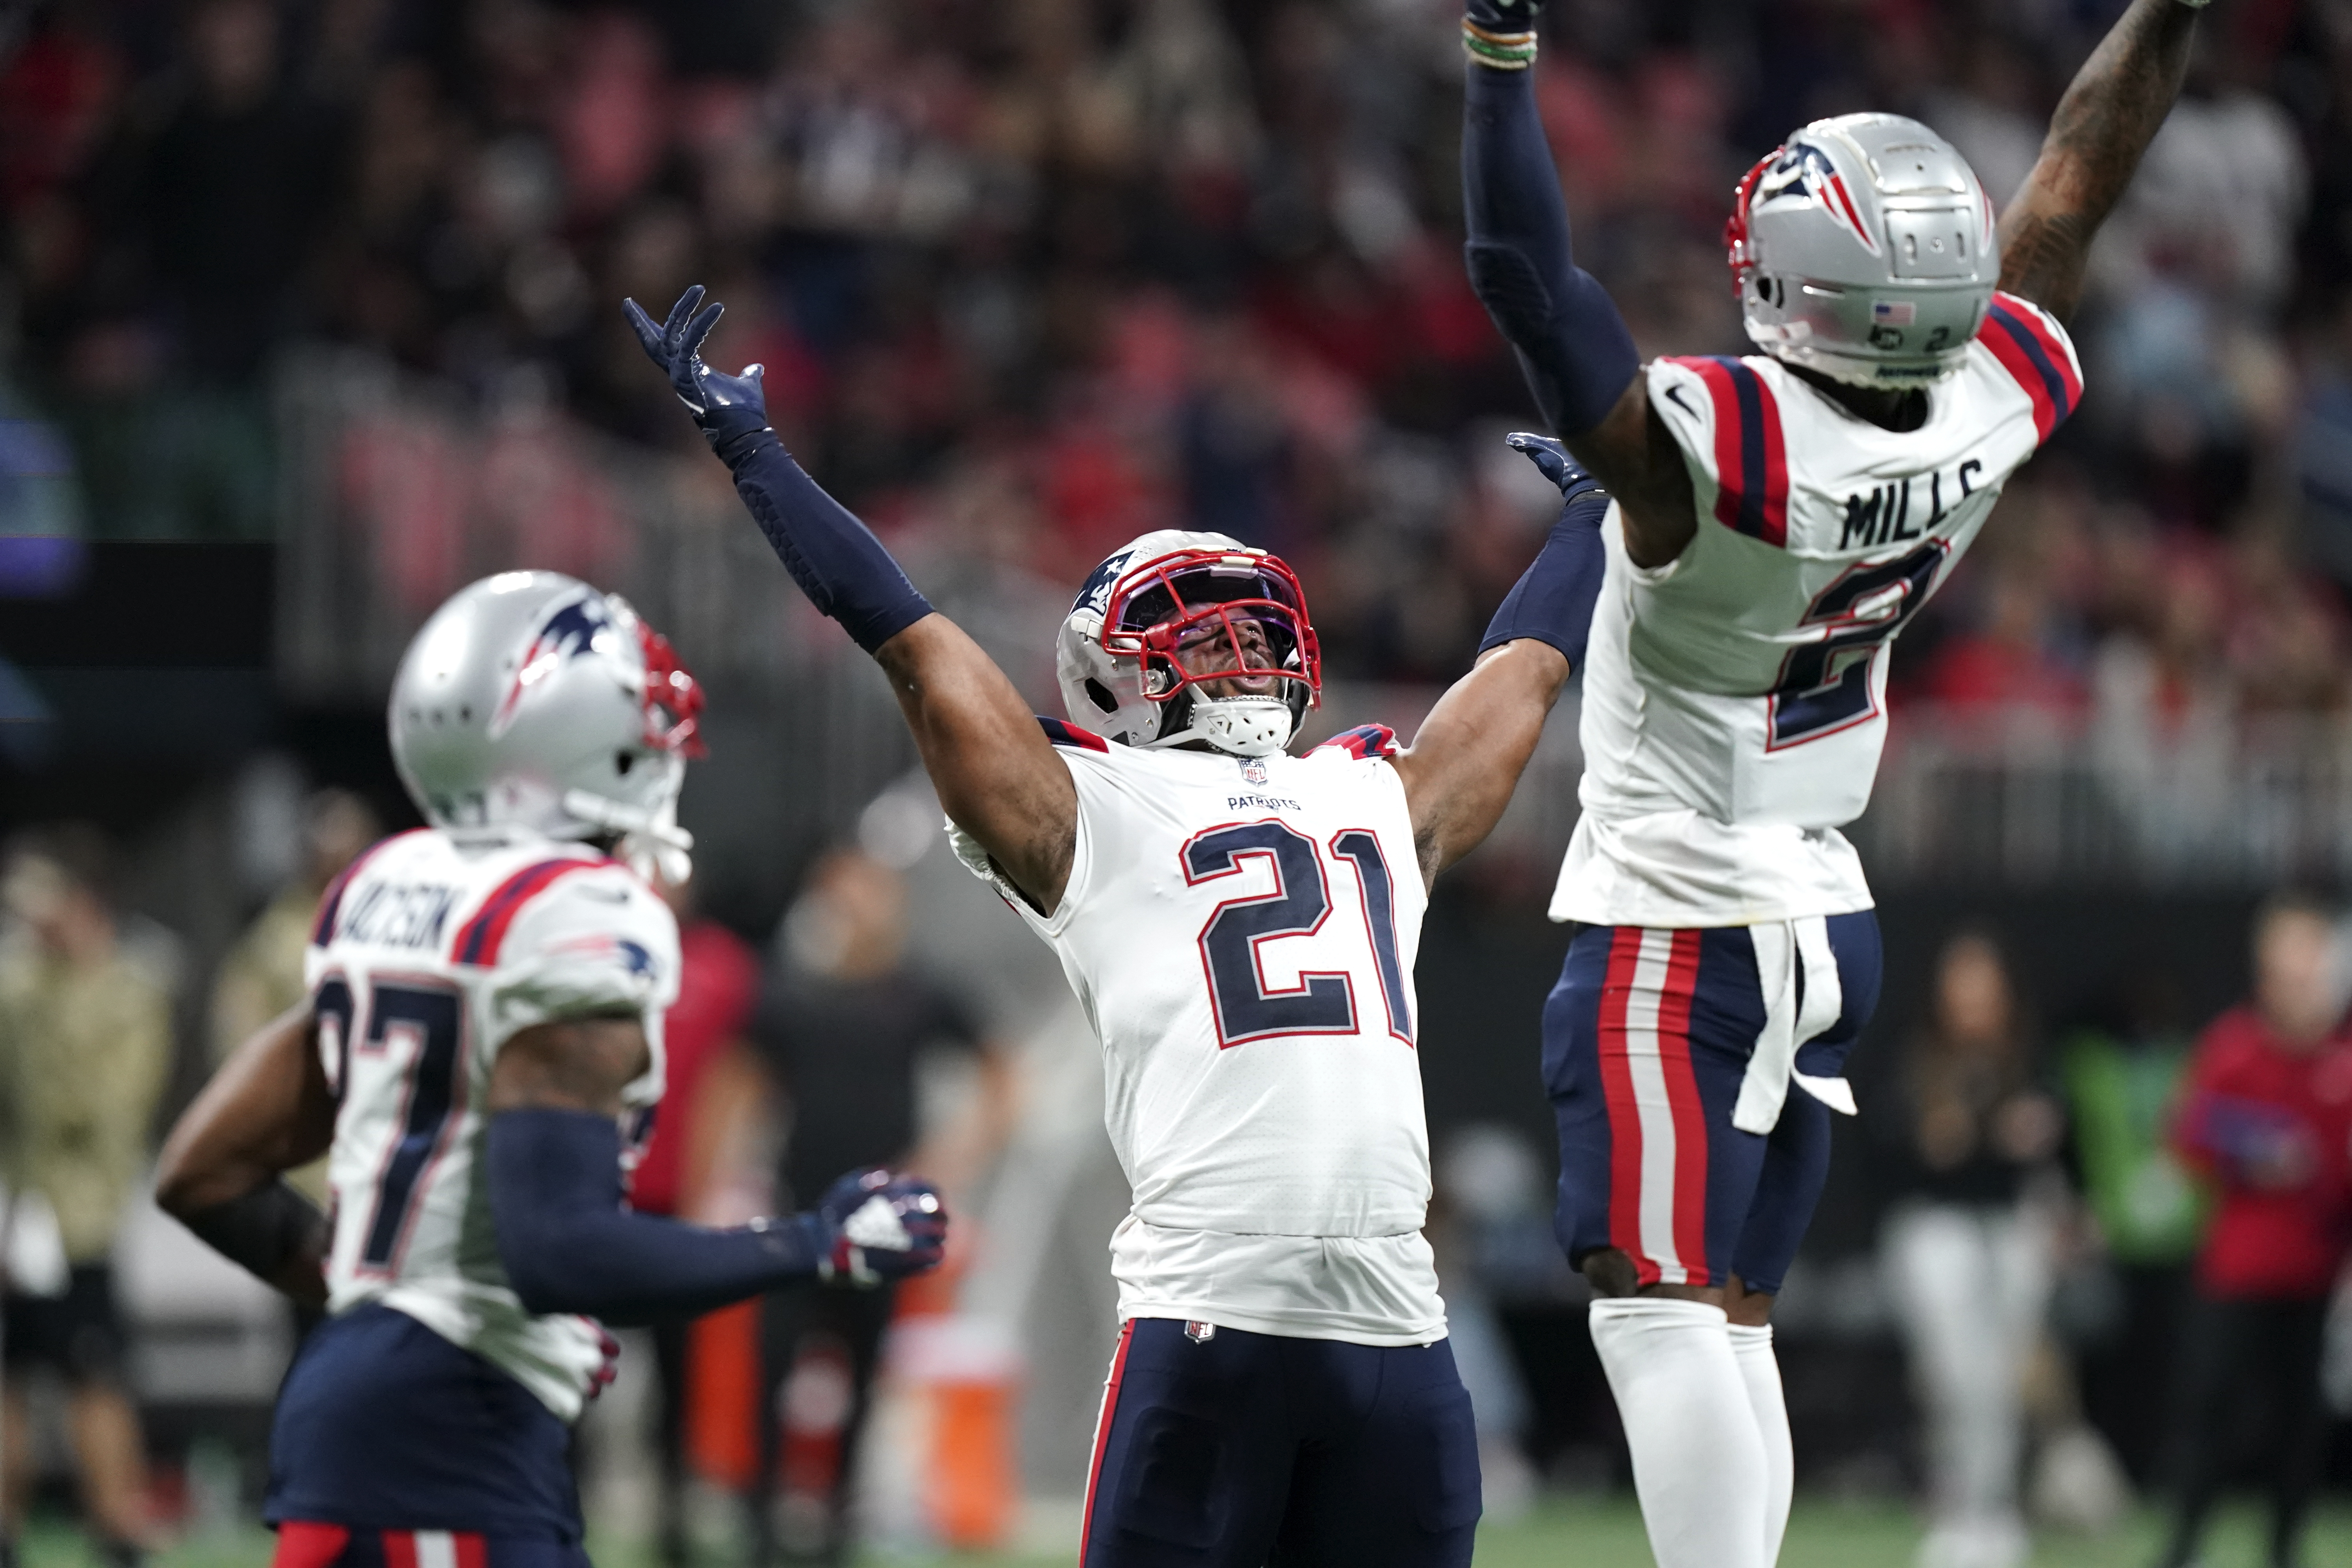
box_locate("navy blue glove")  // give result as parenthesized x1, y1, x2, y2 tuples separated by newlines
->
(810, 1167, 949, 1286)
(623, 285, 773, 463)
(1505, 431, 1602, 503)
(1466, 0, 1542, 26)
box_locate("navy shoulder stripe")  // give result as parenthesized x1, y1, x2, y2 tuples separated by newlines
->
(1037, 716, 1111, 751)
(1311, 723, 1399, 760)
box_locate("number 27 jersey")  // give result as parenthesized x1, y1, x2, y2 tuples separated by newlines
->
(303, 828, 679, 1420)
(1556, 292, 2083, 928)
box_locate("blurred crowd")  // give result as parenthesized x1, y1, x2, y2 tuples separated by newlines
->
(5, 0, 2352, 697)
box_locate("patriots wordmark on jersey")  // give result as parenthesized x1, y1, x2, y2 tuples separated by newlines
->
(304, 828, 680, 1419)
(1558, 291, 2083, 929)
(956, 718, 1446, 1345)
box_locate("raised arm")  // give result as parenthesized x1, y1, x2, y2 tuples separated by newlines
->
(625, 289, 1076, 913)
(1997, 0, 2201, 321)
(1460, 0, 1695, 567)
(156, 1004, 337, 1304)
(1390, 436, 1605, 881)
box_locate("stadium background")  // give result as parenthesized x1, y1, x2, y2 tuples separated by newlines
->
(5, 0, 2352, 1560)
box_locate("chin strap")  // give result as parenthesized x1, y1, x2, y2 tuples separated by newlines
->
(1143, 695, 1296, 757)
(562, 789, 695, 884)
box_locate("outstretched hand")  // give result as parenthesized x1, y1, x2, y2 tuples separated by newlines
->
(1506, 432, 1604, 508)
(810, 1167, 949, 1287)
(622, 285, 771, 456)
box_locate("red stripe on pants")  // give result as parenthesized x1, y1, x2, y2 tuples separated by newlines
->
(1653, 931, 1711, 1285)
(1597, 927, 1651, 1283)
(1079, 1319, 1137, 1564)
(452, 1534, 489, 1568)
(273, 1523, 352, 1568)
(381, 1534, 420, 1568)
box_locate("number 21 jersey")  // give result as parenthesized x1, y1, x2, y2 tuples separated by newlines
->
(958, 720, 1439, 1345)
(304, 828, 679, 1419)
(1556, 292, 2083, 928)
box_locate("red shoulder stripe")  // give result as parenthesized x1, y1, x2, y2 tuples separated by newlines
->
(1037, 716, 1111, 752)
(1982, 292, 2081, 442)
(308, 830, 426, 948)
(1661, 356, 1788, 548)
(449, 858, 605, 967)
(1310, 723, 1398, 760)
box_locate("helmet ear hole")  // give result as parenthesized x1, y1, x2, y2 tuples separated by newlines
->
(615, 751, 635, 777)
(1084, 678, 1119, 714)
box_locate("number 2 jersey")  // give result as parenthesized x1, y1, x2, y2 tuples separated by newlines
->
(303, 828, 679, 1420)
(1555, 292, 2083, 928)
(957, 720, 1442, 1345)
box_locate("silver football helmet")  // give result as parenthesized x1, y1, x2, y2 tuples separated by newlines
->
(1727, 114, 1999, 386)
(388, 572, 706, 879)
(1057, 530, 1321, 757)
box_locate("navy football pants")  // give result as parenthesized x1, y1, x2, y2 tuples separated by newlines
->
(1080, 1318, 1481, 1568)
(267, 1303, 586, 1564)
(1544, 914, 1882, 1295)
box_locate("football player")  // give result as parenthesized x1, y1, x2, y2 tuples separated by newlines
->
(1457, 2, 2202, 1566)
(626, 285, 1609, 1567)
(154, 574, 947, 1568)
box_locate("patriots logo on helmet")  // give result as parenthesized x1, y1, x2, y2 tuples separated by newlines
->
(1071, 550, 1137, 619)
(490, 595, 617, 737)
(1754, 142, 1881, 256)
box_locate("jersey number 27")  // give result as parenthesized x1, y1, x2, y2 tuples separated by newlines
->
(314, 975, 465, 1272)
(1182, 821, 1412, 1048)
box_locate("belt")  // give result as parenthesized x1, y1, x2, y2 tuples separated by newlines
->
(1732, 916, 1857, 1135)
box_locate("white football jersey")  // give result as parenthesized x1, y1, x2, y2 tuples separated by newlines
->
(958, 719, 1443, 1345)
(1554, 292, 2083, 927)
(302, 828, 679, 1421)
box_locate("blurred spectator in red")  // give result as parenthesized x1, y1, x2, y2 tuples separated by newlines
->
(2158, 893, 2352, 1568)
(628, 871, 761, 1568)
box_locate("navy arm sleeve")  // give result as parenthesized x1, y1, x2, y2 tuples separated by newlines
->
(1461, 63, 1642, 436)
(1479, 479, 1610, 667)
(722, 430, 934, 656)
(487, 1107, 821, 1326)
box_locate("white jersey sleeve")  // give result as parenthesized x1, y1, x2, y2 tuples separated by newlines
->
(480, 862, 677, 1109)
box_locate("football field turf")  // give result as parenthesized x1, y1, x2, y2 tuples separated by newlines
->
(24, 1499, 2352, 1568)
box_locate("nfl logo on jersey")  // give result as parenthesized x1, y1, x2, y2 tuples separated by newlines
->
(1240, 758, 1269, 786)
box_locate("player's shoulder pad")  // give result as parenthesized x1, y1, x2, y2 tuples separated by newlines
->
(1308, 724, 1399, 761)
(1036, 716, 1111, 752)
(1980, 290, 2083, 443)
(447, 854, 655, 970)
(1650, 354, 1789, 549)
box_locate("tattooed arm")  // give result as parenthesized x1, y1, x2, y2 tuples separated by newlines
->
(1996, 0, 2201, 321)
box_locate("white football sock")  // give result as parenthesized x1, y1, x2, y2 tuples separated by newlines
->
(1588, 1297, 1768, 1568)
(1728, 1322, 1793, 1566)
